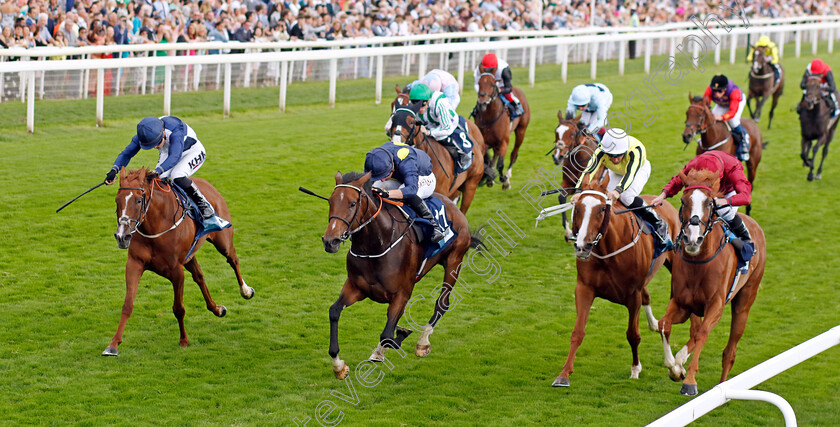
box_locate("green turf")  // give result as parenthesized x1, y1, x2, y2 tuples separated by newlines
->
(1, 43, 839, 426)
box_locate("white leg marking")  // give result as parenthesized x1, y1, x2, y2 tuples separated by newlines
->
(675, 346, 690, 366)
(643, 305, 659, 332)
(417, 323, 434, 347)
(661, 330, 676, 368)
(369, 344, 388, 362)
(630, 362, 642, 379)
(332, 355, 345, 371)
(505, 167, 512, 179)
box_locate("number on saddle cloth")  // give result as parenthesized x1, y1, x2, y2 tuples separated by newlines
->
(403, 196, 456, 254)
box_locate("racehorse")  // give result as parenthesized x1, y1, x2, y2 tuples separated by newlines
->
(473, 73, 530, 190)
(552, 166, 679, 387)
(746, 45, 784, 129)
(551, 113, 598, 241)
(799, 76, 839, 181)
(657, 169, 766, 396)
(682, 95, 764, 215)
(388, 86, 487, 214)
(322, 171, 482, 379)
(104, 168, 255, 356)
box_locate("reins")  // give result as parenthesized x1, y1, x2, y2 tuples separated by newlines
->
(676, 187, 727, 264)
(118, 178, 188, 239)
(330, 183, 416, 258)
(473, 74, 505, 129)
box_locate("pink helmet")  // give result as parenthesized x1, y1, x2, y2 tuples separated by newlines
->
(421, 73, 442, 92)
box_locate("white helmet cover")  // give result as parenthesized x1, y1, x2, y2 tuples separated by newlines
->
(601, 128, 630, 155)
(570, 85, 591, 106)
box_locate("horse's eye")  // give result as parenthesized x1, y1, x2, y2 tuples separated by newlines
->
(136, 199, 142, 204)
(349, 202, 356, 208)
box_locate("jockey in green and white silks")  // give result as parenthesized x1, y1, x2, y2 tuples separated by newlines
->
(408, 83, 473, 174)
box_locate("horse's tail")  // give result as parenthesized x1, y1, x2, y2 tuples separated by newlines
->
(762, 141, 770, 149)
(469, 227, 488, 251)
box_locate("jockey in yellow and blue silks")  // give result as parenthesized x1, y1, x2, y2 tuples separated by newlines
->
(571, 129, 671, 247)
(748, 36, 781, 85)
(408, 83, 473, 174)
(104, 116, 230, 232)
(365, 142, 445, 242)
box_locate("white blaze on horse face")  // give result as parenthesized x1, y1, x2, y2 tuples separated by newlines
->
(575, 196, 600, 249)
(688, 189, 707, 242)
(554, 125, 569, 161)
(392, 125, 403, 144)
(117, 193, 133, 236)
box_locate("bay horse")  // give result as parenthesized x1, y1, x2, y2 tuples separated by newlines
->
(657, 169, 766, 396)
(322, 171, 481, 379)
(746, 45, 784, 129)
(388, 85, 487, 214)
(104, 167, 254, 356)
(552, 166, 679, 387)
(799, 76, 839, 181)
(682, 95, 763, 215)
(473, 73, 530, 190)
(551, 113, 598, 241)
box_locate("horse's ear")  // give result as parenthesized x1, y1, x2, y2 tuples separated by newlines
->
(394, 84, 401, 94)
(688, 92, 693, 103)
(563, 110, 574, 121)
(594, 165, 609, 189)
(334, 171, 343, 185)
(359, 171, 371, 184)
(678, 170, 689, 185)
(119, 166, 127, 181)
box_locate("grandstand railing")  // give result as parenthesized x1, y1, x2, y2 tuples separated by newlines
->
(647, 325, 840, 427)
(2, 17, 840, 132)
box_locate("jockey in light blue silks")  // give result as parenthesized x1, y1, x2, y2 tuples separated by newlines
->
(566, 83, 614, 140)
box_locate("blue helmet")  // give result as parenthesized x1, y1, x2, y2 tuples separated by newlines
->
(364, 148, 394, 181)
(136, 117, 164, 150)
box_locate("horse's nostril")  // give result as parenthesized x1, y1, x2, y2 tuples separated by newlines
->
(697, 236, 704, 245)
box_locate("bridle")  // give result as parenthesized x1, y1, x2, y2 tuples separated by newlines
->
(329, 184, 383, 242)
(750, 47, 773, 78)
(803, 76, 823, 110)
(553, 122, 597, 165)
(473, 73, 505, 129)
(675, 186, 727, 263)
(570, 190, 613, 253)
(685, 104, 710, 135)
(390, 107, 421, 146)
(117, 179, 187, 239)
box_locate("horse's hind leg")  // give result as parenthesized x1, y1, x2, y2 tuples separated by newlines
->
(768, 92, 781, 129)
(626, 291, 643, 379)
(721, 291, 755, 382)
(502, 128, 526, 190)
(371, 293, 410, 362)
(103, 257, 144, 356)
(553, 281, 596, 387)
(815, 138, 830, 180)
(185, 258, 226, 317)
(207, 231, 254, 299)
(329, 280, 365, 379)
(169, 268, 189, 347)
(415, 264, 460, 358)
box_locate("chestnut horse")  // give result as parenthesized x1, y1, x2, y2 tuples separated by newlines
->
(104, 168, 254, 356)
(799, 76, 839, 181)
(551, 113, 598, 241)
(552, 167, 679, 387)
(682, 95, 763, 215)
(473, 73, 530, 190)
(746, 45, 784, 129)
(387, 87, 487, 214)
(658, 169, 766, 396)
(322, 171, 481, 379)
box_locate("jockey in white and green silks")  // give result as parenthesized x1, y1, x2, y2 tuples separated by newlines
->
(408, 83, 473, 174)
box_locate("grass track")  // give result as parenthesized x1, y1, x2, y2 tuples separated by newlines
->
(1, 45, 839, 426)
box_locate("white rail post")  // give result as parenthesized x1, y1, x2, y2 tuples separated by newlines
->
(457, 51, 465, 94)
(618, 40, 626, 76)
(669, 36, 676, 69)
(555, 43, 562, 65)
(777, 31, 785, 59)
(714, 38, 721, 64)
(27, 71, 35, 133)
(529, 46, 536, 88)
(375, 55, 383, 104)
(223, 63, 231, 118)
(83, 57, 90, 99)
(590, 42, 598, 80)
(795, 30, 801, 57)
(39, 71, 45, 100)
(329, 57, 337, 108)
(115, 67, 122, 97)
(812, 29, 819, 55)
(96, 69, 104, 127)
(828, 28, 834, 53)
(644, 38, 652, 74)
(730, 33, 738, 64)
(279, 61, 288, 113)
(418, 52, 427, 79)
(561, 44, 568, 83)
(164, 65, 172, 116)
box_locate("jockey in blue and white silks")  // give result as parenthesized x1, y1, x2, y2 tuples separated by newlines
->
(566, 83, 614, 138)
(408, 83, 473, 174)
(105, 116, 230, 232)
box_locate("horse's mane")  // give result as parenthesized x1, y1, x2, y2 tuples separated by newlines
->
(401, 85, 411, 95)
(341, 171, 374, 197)
(123, 167, 153, 185)
(691, 96, 705, 104)
(684, 168, 721, 190)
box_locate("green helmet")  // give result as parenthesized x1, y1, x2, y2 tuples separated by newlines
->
(408, 83, 433, 102)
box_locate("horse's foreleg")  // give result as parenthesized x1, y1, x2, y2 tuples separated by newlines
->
(658, 299, 690, 383)
(627, 291, 643, 379)
(816, 137, 830, 180)
(809, 140, 822, 181)
(641, 286, 658, 332)
(745, 95, 754, 119)
(208, 232, 254, 299)
(681, 300, 725, 396)
(185, 258, 226, 317)
(801, 137, 813, 167)
(754, 94, 769, 123)
(560, 194, 573, 242)
(168, 268, 188, 347)
(721, 292, 753, 382)
(329, 280, 365, 379)
(503, 129, 526, 190)
(371, 293, 410, 361)
(553, 281, 596, 387)
(497, 141, 510, 189)
(768, 91, 781, 129)
(103, 258, 144, 356)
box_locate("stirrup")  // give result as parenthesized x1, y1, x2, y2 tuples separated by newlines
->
(202, 215, 231, 233)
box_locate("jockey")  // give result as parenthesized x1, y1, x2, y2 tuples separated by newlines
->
(704, 74, 751, 161)
(364, 142, 445, 242)
(651, 151, 753, 270)
(570, 128, 670, 247)
(104, 116, 230, 232)
(406, 69, 461, 110)
(747, 36, 781, 85)
(566, 83, 614, 138)
(408, 83, 473, 174)
(800, 58, 839, 117)
(472, 53, 523, 118)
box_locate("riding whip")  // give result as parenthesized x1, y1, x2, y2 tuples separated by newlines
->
(56, 181, 107, 213)
(299, 187, 330, 201)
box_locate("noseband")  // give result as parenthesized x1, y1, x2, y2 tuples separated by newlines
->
(329, 184, 383, 242)
(391, 107, 421, 145)
(685, 104, 709, 134)
(571, 190, 613, 249)
(676, 186, 720, 250)
(117, 186, 151, 236)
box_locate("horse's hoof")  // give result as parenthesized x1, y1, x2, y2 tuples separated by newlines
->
(486, 180, 494, 188)
(241, 285, 255, 300)
(180, 339, 189, 348)
(668, 366, 686, 382)
(680, 383, 698, 396)
(552, 376, 570, 387)
(334, 363, 349, 380)
(816, 173, 822, 180)
(101, 347, 119, 357)
(808, 172, 814, 181)
(415, 344, 431, 358)
(502, 181, 511, 190)
(217, 305, 227, 317)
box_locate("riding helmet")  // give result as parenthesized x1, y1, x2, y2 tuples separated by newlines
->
(137, 117, 165, 150)
(409, 83, 433, 102)
(710, 74, 729, 91)
(364, 148, 394, 181)
(570, 85, 590, 107)
(481, 53, 498, 70)
(810, 58, 829, 75)
(601, 128, 630, 155)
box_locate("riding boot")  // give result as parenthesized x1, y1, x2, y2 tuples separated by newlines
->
(726, 214, 752, 242)
(406, 195, 445, 243)
(732, 125, 750, 161)
(831, 92, 840, 117)
(510, 93, 524, 117)
(175, 177, 231, 232)
(772, 64, 781, 86)
(627, 196, 671, 247)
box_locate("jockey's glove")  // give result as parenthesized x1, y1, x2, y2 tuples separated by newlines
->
(105, 167, 118, 183)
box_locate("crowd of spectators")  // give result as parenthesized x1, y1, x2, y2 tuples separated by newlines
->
(1, 0, 840, 50)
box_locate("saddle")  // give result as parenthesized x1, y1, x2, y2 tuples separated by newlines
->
(393, 195, 456, 258)
(169, 181, 216, 260)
